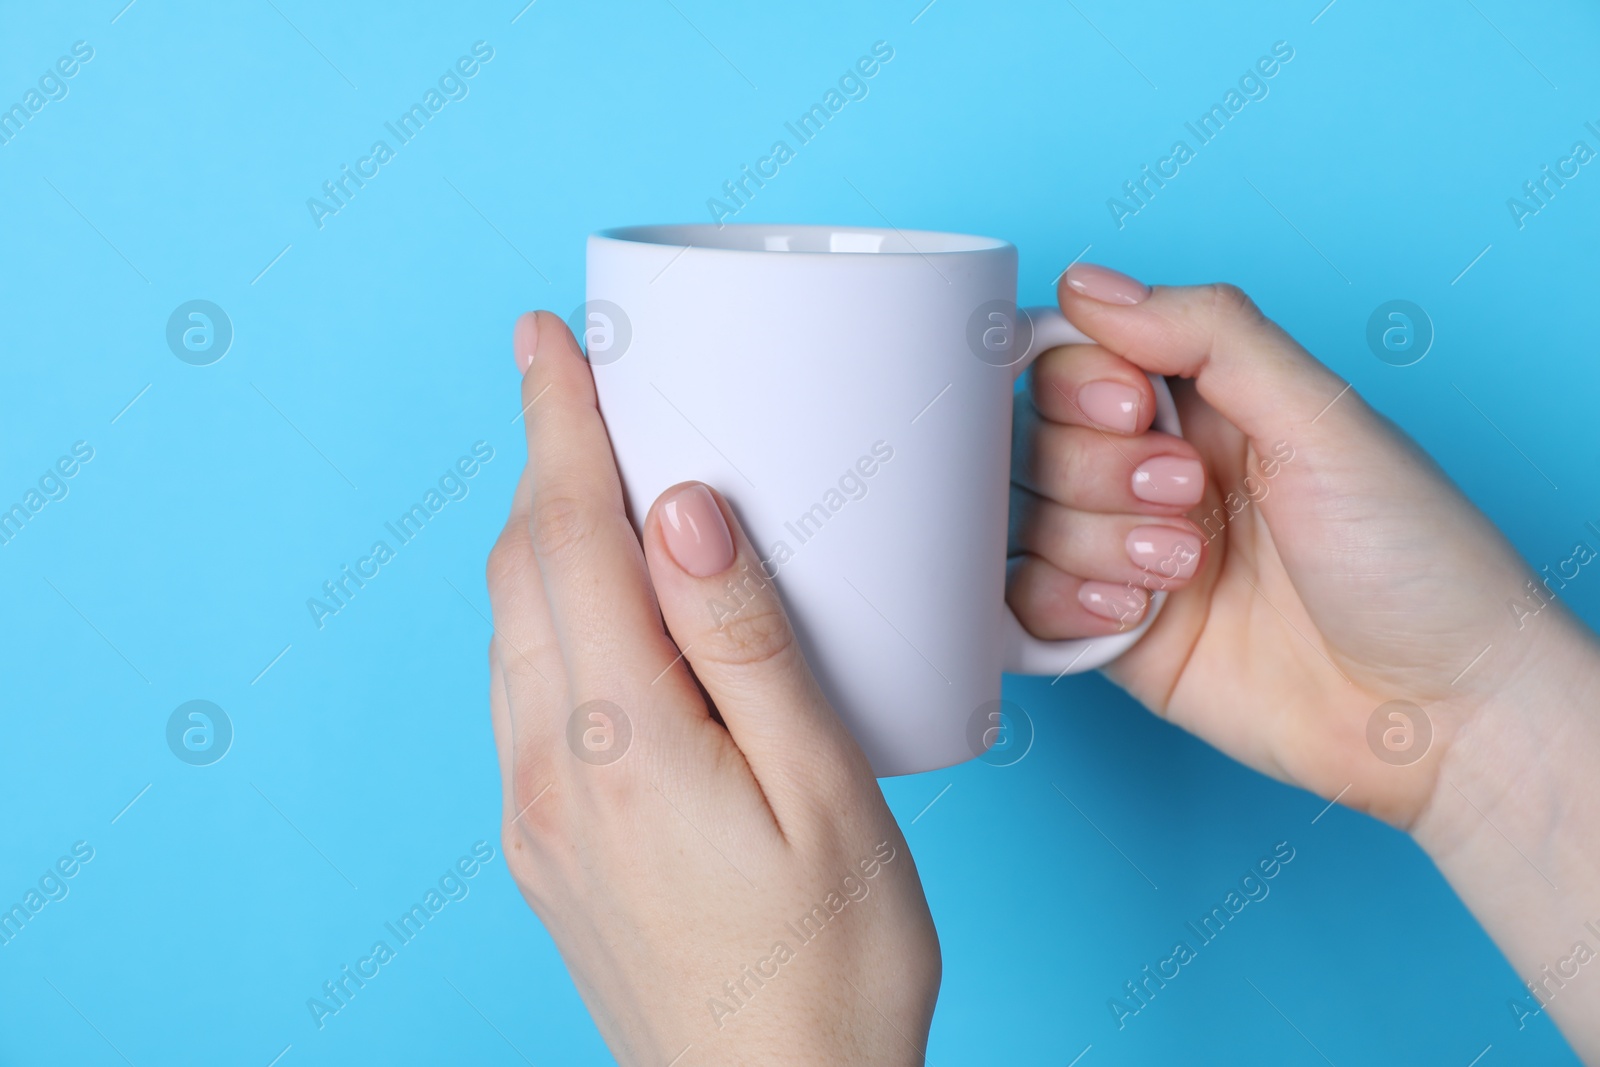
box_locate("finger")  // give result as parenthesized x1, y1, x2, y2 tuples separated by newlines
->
(487, 466, 558, 666)
(640, 481, 873, 804)
(1029, 343, 1158, 434)
(1058, 265, 1351, 441)
(520, 310, 681, 698)
(1006, 554, 1150, 639)
(489, 641, 563, 877)
(488, 642, 516, 823)
(1010, 485, 1205, 591)
(513, 309, 538, 376)
(1013, 394, 1205, 514)
(1054, 266, 1458, 620)
(483, 316, 565, 745)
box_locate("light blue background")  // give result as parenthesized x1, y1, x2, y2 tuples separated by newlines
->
(2, 0, 1596, 1063)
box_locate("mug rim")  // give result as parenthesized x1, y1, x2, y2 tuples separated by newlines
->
(593, 222, 1012, 257)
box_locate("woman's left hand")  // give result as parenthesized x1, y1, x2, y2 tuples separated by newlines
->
(486, 311, 941, 1066)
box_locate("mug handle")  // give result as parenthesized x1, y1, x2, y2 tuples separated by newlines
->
(999, 306, 1184, 676)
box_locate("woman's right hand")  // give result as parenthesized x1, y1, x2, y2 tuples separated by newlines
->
(1008, 266, 1600, 1055)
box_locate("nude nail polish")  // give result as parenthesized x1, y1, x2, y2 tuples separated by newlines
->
(1078, 380, 1142, 433)
(514, 312, 539, 375)
(661, 484, 734, 577)
(1132, 456, 1204, 506)
(1064, 263, 1151, 306)
(1078, 581, 1147, 624)
(1126, 525, 1201, 581)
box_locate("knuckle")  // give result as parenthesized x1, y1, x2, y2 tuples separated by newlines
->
(499, 819, 548, 895)
(577, 760, 643, 811)
(529, 491, 594, 560)
(1207, 282, 1262, 323)
(499, 821, 526, 866)
(508, 759, 561, 836)
(1030, 350, 1069, 394)
(1008, 561, 1075, 638)
(706, 604, 796, 670)
(502, 798, 556, 848)
(485, 527, 534, 595)
(1032, 423, 1090, 491)
(1017, 596, 1067, 639)
(498, 641, 551, 684)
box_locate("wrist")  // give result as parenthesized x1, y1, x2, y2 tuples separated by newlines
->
(1410, 609, 1600, 1051)
(1412, 609, 1600, 863)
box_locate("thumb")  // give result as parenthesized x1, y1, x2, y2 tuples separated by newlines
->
(640, 481, 872, 795)
(1056, 265, 1527, 679)
(1056, 264, 1353, 444)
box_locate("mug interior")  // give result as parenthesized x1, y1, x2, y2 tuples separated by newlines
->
(596, 223, 1009, 256)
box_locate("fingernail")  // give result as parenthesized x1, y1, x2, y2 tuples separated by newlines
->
(1126, 525, 1201, 580)
(1064, 263, 1151, 306)
(513, 312, 539, 375)
(1078, 380, 1142, 433)
(661, 484, 734, 578)
(1132, 456, 1205, 506)
(1078, 581, 1148, 623)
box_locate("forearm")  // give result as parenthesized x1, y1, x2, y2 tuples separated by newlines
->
(1414, 612, 1600, 1059)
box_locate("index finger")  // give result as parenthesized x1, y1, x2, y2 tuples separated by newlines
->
(518, 310, 680, 700)
(1057, 268, 1349, 443)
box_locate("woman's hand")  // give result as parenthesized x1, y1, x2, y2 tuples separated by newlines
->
(1010, 264, 1561, 825)
(1010, 265, 1600, 1054)
(486, 312, 940, 1066)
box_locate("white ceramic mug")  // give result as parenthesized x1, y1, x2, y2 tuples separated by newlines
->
(583, 223, 1181, 776)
